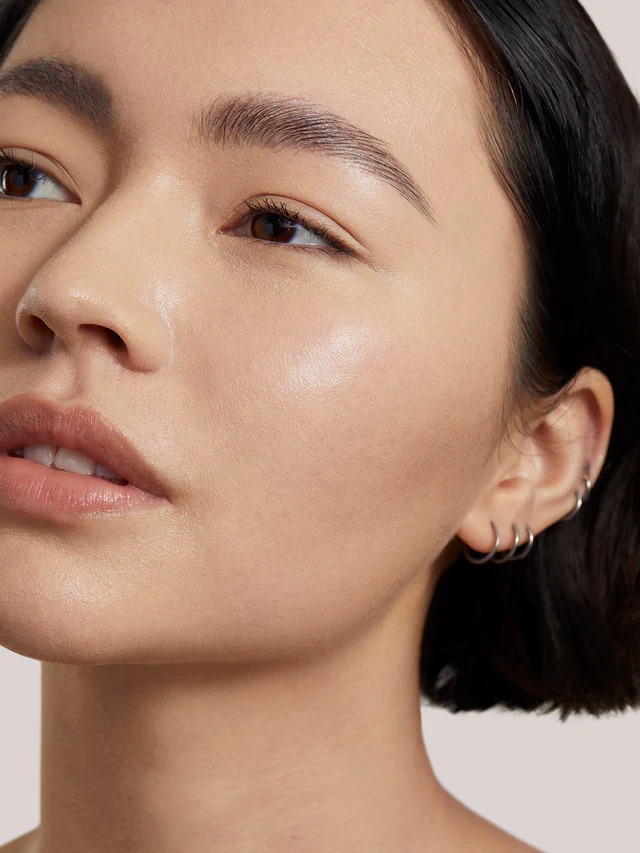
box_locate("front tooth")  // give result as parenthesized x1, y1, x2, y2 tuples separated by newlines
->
(95, 462, 121, 480)
(53, 447, 97, 476)
(23, 444, 58, 466)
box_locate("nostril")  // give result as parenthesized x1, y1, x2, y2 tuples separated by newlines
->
(105, 328, 125, 349)
(81, 324, 126, 349)
(30, 316, 49, 335)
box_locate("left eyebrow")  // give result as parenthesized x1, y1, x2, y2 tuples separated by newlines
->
(195, 92, 436, 224)
(0, 56, 436, 224)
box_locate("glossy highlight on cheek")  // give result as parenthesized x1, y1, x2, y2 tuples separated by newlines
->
(280, 325, 381, 394)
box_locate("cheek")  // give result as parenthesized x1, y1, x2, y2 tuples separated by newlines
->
(178, 288, 507, 655)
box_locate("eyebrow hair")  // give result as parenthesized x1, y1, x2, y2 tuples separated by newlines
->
(0, 56, 115, 132)
(0, 56, 435, 223)
(195, 93, 435, 223)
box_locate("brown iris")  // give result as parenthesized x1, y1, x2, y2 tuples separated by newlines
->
(251, 213, 299, 244)
(0, 162, 39, 198)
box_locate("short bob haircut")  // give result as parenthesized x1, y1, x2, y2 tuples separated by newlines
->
(1, 0, 639, 721)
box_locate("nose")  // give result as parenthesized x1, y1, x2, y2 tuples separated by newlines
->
(13, 195, 174, 373)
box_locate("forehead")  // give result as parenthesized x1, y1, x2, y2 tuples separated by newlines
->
(6, 0, 487, 195)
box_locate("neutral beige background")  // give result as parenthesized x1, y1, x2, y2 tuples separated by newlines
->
(0, 1, 638, 850)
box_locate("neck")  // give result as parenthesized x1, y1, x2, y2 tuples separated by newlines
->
(36, 572, 457, 853)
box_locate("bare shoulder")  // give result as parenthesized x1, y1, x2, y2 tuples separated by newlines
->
(452, 814, 545, 853)
(453, 817, 543, 852)
(0, 828, 39, 853)
(4, 820, 544, 853)
(464, 810, 544, 851)
(438, 790, 546, 853)
(478, 823, 545, 853)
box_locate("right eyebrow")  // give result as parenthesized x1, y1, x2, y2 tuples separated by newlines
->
(0, 56, 436, 224)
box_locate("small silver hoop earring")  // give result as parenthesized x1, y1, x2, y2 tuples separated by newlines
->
(507, 524, 535, 560)
(463, 520, 500, 564)
(491, 524, 520, 563)
(463, 522, 535, 564)
(560, 467, 592, 522)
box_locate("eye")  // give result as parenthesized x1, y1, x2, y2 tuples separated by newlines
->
(0, 148, 72, 202)
(227, 196, 356, 260)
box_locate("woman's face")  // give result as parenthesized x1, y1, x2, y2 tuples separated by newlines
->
(0, 0, 524, 663)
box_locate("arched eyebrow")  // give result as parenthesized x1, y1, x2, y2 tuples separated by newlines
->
(0, 56, 435, 224)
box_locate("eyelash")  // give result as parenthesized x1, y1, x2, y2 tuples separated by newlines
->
(0, 148, 357, 263)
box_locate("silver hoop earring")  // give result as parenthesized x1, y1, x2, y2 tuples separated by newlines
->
(464, 522, 535, 564)
(506, 524, 535, 561)
(491, 523, 520, 563)
(559, 467, 592, 521)
(463, 520, 501, 564)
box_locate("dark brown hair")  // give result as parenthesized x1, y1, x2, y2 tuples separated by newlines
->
(421, 0, 640, 720)
(1, 0, 639, 721)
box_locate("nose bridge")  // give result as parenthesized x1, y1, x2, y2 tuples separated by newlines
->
(14, 182, 183, 372)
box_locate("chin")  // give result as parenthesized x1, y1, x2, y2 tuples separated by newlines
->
(0, 581, 131, 665)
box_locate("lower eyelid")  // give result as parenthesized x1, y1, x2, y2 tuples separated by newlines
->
(235, 232, 337, 256)
(220, 232, 353, 269)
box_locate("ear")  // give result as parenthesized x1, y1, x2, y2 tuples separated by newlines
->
(457, 367, 615, 555)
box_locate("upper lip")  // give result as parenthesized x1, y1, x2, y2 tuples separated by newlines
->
(0, 393, 168, 498)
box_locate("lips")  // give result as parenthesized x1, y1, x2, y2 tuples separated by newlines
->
(0, 393, 169, 498)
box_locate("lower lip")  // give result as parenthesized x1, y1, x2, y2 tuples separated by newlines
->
(0, 452, 168, 522)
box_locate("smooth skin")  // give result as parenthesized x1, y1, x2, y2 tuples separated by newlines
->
(0, 0, 613, 851)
